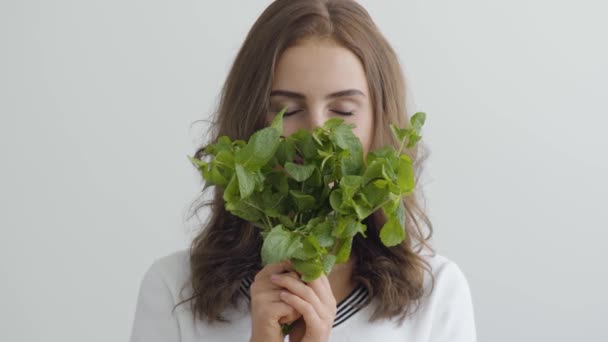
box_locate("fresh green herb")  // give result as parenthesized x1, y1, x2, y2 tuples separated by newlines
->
(188, 107, 426, 282)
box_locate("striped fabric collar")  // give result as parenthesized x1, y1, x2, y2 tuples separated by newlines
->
(239, 276, 370, 328)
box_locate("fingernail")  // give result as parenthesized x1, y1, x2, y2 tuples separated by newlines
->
(271, 274, 279, 281)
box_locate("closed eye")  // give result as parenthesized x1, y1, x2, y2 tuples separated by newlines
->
(283, 110, 354, 116)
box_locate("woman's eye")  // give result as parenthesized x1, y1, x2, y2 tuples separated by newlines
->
(284, 109, 300, 116)
(332, 110, 354, 116)
(279, 109, 354, 117)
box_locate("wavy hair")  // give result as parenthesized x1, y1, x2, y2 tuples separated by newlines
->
(176, 0, 435, 327)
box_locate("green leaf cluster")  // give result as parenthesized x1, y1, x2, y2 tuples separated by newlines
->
(188, 107, 427, 282)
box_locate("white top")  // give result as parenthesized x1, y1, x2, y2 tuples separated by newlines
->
(130, 248, 477, 342)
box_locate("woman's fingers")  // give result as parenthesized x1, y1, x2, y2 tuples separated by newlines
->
(254, 260, 291, 280)
(270, 273, 325, 317)
(279, 290, 321, 326)
(306, 274, 336, 315)
(273, 272, 336, 341)
(249, 260, 305, 336)
(253, 260, 298, 292)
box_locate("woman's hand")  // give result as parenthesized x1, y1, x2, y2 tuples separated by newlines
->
(250, 260, 303, 342)
(271, 263, 337, 342)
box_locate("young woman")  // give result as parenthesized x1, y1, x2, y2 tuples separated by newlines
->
(130, 1, 476, 341)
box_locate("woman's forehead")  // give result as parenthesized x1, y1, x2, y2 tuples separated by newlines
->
(271, 39, 369, 98)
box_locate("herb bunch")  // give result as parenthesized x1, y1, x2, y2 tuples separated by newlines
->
(188, 107, 426, 282)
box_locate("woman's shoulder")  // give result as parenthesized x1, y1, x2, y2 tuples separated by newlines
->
(360, 250, 477, 341)
(418, 250, 473, 298)
(410, 250, 476, 339)
(138, 248, 192, 300)
(147, 248, 190, 274)
(131, 249, 192, 342)
(422, 251, 470, 282)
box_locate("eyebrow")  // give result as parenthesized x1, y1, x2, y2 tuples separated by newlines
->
(269, 89, 365, 100)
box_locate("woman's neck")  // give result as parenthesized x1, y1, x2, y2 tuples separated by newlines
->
(327, 253, 357, 304)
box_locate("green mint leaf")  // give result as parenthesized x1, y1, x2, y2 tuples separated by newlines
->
(322, 118, 344, 130)
(261, 188, 287, 217)
(381, 193, 402, 214)
(253, 169, 265, 192)
(266, 170, 289, 195)
(306, 217, 325, 228)
(261, 225, 302, 265)
(340, 175, 362, 188)
(285, 162, 316, 182)
(188, 155, 207, 168)
(317, 148, 332, 158)
(410, 112, 426, 132)
(322, 254, 337, 275)
(396, 154, 415, 194)
(335, 237, 353, 264)
(381, 163, 397, 184)
(235, 127, 281, 170)
(291, 258, 324, 283)
(330, 124, 364, 176)
(223, 175, 240, 203)
(389, 123, 409, 142)
(361, 160, 384, 185)
(208, 163, 229, 187)
(289, 190, 316, 212)
(352, 201, 374, 221)
(330, 124, 357, 150)
(311, 221, 335, 248)
(277, 214, 295, 228)
(271, 107, 287, 134)
(340, 175, 362, 199)
(329, 189, 346, 214)
(379, 216, 405, 247)
(215, 150, 235, 169)
(361, 182, 389, 209)
(292, 235, 323, 260)
(373, 179, 388, 188)
(320, 154, 334, 172)
(312, 129, 324, 146)
(290, 129, 318, 159)
(396, 200, 406, 228)
(235, 163, 255, 199)
(366, 145, 397, 164)
(275, 139, 296, 165)
(332, 217, 366, 238)
(340, 153, 364, 177)
(226, 200, 263, 222)
(303, 167, 322, 188)
(406, 132, 422, 148)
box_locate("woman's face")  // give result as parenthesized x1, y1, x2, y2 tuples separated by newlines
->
(267, 37, 374, 155)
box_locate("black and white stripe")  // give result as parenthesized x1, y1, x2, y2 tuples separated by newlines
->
(333, 283, 368, 327)
(239, 276, 369, 328)
(239, 276, 253, 300)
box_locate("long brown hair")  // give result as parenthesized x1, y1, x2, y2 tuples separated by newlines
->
(177, 0, 435, 326)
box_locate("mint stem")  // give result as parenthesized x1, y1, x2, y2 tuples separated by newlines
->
(281, 322, 294, 335)
(264, 214, 273, 230)
(397, 136, 407, 156)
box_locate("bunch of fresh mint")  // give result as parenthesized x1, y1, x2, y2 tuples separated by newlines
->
(188, 107, 426, 282)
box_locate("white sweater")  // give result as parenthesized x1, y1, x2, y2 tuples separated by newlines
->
(130, 249, 477, 342)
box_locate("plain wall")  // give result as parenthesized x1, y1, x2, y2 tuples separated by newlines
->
(1, 0, 606, 341)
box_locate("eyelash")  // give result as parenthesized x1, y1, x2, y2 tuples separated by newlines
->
(283, 110, 354, 117)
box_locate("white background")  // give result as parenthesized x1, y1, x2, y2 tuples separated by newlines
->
(1, 1, 607, 341)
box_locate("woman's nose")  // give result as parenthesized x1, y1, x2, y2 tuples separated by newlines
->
(305, 109, 326, 130)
